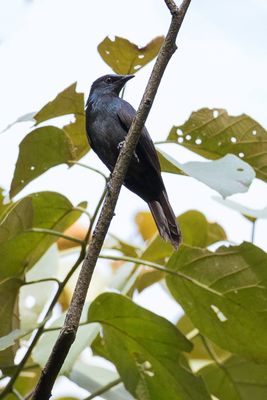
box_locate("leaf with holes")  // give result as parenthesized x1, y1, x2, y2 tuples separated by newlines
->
(98, 36, 164, 74)
(0, 191, 86, 279)
(167, 108, 267, 182)
(199, 355, 267, 400)
(158, 150, 255, 197)
(88, 293, 211, 400)
(34, 83, 84, 124)
(141, 210, 227, 263)
(10, 126, 74, 197)
(166, 242, 267, 361)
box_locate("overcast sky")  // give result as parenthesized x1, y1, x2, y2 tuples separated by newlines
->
(1, 1, 266, 397)
(0, 0, 266, 249)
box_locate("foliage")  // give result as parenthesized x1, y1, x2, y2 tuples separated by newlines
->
(0, 34, 267, 400)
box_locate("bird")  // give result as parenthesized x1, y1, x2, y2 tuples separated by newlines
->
(85, 74, 181, 249)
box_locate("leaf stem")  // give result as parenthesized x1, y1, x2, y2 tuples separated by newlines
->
(26, 228, 85, 246)
(11, 388, 24, 400)
(68, 161, 108, 181)
(83, 378, 122, 400)
(23, 278, 61, 287)
(251, 220, 257, 243)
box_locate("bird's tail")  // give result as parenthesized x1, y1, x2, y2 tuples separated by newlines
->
(148, 191, 181, 250)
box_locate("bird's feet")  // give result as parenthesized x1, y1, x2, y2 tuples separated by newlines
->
(117, 140, 125, 150)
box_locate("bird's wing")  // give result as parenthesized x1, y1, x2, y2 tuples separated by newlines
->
(117, 100, 161, 174)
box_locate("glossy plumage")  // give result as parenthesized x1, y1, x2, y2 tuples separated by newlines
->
(85, 74, 181, 249)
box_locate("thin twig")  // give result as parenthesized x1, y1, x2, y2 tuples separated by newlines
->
(30, 1, 192, 398)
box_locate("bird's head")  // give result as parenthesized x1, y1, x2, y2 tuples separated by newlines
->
(89, 74, 135, 98)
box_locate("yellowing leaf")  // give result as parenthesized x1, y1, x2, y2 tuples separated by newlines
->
(98, 36, 164, 74)
(34, 82, 84, 124)
(63, 114, 89, 160)
(168, 108, 267, 182)
(135, 211, 157, 241)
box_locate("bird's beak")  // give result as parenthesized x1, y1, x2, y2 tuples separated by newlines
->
(119, 74, 135, 85)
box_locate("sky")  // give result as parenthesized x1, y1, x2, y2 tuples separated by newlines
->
(0, 0, 267, 397)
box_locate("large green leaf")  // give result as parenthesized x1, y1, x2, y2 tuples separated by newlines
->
(0, 279, 22, 370)
(199, 355, 267, 400)
(0, 191, 86, 279)
(10, 126, 74, 197)
(177, 314, 230, 361)
(142, 210, 226, 262)
(167, 108, 267, 182)
(98, 36, 164, 74)
(34, 83, 84, 124)
(166, 242, 267, 361)
(88, 293, 211, 400)
(158, 150, 255, 197)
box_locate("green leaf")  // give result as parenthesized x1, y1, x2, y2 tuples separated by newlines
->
(63, 114, 89, 160)
(98, 36, 164, 74)
(4, 365, 41, 398)
(158, 150, 184, 175)
(199, 355, 267, 400)
(88, 293, 211, 400)
(108, 234, 140, 257)
(0, 191, 86, 279)
(135, 270, 165, 293)
(34, 82, 84, 124)
(0, 279, 22, 369)
(166, 242, 267, 361)
(142, 210, 226, 262)
(0, 187, 13, 221)
(177, 315, 230, 361)
(10, 126, 74, 197)
(158, 150, 255, 197)
(167, 108, 267, 182)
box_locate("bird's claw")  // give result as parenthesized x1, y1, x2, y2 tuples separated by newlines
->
(117, 140, 125, 150)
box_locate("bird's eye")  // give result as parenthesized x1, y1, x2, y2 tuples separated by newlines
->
(105, 77, 112, 84)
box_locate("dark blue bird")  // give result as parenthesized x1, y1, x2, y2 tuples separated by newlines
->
(85, 74, 181, 249)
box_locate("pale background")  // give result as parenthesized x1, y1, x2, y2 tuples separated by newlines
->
(0, 0, 266, 397)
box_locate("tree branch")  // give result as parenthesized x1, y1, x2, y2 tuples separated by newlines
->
(30, 1, 192, 398)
